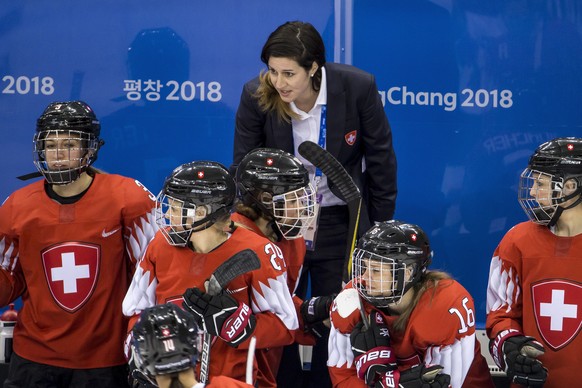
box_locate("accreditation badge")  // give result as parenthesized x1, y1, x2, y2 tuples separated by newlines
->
(304, 190, 321, 251)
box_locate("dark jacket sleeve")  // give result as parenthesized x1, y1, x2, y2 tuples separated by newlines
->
(231, 77, 266, 174)
(358, 72, 397, 222)
(327, 63, 397, 222)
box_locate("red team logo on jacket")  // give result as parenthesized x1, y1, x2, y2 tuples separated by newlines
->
(531, 279, 582, 351)
(345, 130, 357, 146)
(41, 242, 101, 313)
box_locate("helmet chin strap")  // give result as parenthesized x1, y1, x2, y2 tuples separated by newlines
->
(267, 220, 283, 242)
(239, 183, 284, 241)
(549, 186, 582, 227)
(187, 206, 229, 233)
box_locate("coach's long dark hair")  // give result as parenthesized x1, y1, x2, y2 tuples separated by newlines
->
(256, 21, 326, 122)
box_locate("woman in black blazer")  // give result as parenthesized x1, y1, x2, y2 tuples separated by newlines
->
(232, 21, 397, 388)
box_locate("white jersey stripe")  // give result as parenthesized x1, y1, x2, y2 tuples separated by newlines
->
(327, 321, 354, 368)
(252, 273, 299, 330)
(425, 333, 475, 388)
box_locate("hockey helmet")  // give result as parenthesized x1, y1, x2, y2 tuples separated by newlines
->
(352, 220, 432, 307)
(132, 303, 198, 376)
(236, 148, 315, 239)
(33, 101, 103, 185)
(156, 161, 236, 246)
(519, 137, 582, 226)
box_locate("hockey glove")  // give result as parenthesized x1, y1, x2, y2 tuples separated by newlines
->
(300, 293, 336, 338)
(182, 287, 256, 347)
(389, 364, 450, 388)
(350, 311, 397, 386)
(500, 335, 547, 387)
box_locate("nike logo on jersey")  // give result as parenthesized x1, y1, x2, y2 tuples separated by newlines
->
(101, 228, 121, 238)
(226, 286, 248, 294)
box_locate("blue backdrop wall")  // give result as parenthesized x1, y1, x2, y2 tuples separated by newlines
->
(1, 0, 581, 325)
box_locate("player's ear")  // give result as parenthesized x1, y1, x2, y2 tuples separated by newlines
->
(404, 265, 414, 282)
(195, 205, 209, 219)
(259, 191, 273, 205)
(563, 178, 579, 195)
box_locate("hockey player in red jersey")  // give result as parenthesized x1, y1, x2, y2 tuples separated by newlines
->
(234, 148, 316, 295)
(328, 220, 494, 388)
(234, 148, 335, 387)
(123, 161, 299, 387)
(486, 137, 582, 387)
(0, 101, 159, 387)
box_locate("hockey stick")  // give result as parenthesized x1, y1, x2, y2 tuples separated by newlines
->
(198, 248, 261, 384)
(245, 336, 257, 385)
(298, 140, 362, 284)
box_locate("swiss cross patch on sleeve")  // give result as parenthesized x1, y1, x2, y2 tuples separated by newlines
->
(345, 130, 357, 146)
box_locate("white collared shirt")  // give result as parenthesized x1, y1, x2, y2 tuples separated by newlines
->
(291, 67, 345, 207)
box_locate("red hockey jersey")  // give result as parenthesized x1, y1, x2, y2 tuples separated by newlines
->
(328, 280, 493, 388)
(486, 221, 582, 387)
(0, 174, 158, 368)
(231, 212, 314, 386)
(231, 212, 306, 294)
(123, 225, 299, 384)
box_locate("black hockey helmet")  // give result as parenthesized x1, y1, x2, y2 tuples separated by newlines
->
(236, 148, 310, 195)
(33, 101, 104, 185)
(519, 137, 582, 226)
(156, 161, 236, 246)
(352, 220, 432, 307)
(132, 303, 199, 376)
(528, 137, 582, 176)
(236, 148, 315, 239)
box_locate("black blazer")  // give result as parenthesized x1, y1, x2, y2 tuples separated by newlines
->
(232, 62, 397, 227)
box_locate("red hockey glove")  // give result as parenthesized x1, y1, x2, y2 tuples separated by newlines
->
(182, 287, 255, 347)
(350, 311, 397, 386)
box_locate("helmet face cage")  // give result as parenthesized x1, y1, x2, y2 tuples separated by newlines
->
(519, 137, 582, 225)
(33, 129, 99, 185)
(132, 304, 199, 377)
(269, 182, 316, 239)
(518, 168, 567, 225)
(157, 161, 235, 246)
(351, 220, 432, 307)
(155, 192, 198, 247)
(352, 248, 410, 307)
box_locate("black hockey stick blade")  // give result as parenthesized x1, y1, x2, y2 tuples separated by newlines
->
(298, 140, 361, 203)
(298, 141, 362, 283)
(206, 248, 261, 295)
(17, 171, 43, 181)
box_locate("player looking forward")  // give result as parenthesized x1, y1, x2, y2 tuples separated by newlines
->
(0, 100, 158, 387)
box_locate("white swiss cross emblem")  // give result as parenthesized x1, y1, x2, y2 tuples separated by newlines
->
(345, 130, 357, 146)
(42, 242, 100, 313)
(532, 279, 582, 351)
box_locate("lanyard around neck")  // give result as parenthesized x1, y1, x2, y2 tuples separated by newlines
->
(314, 105, 327, 180)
